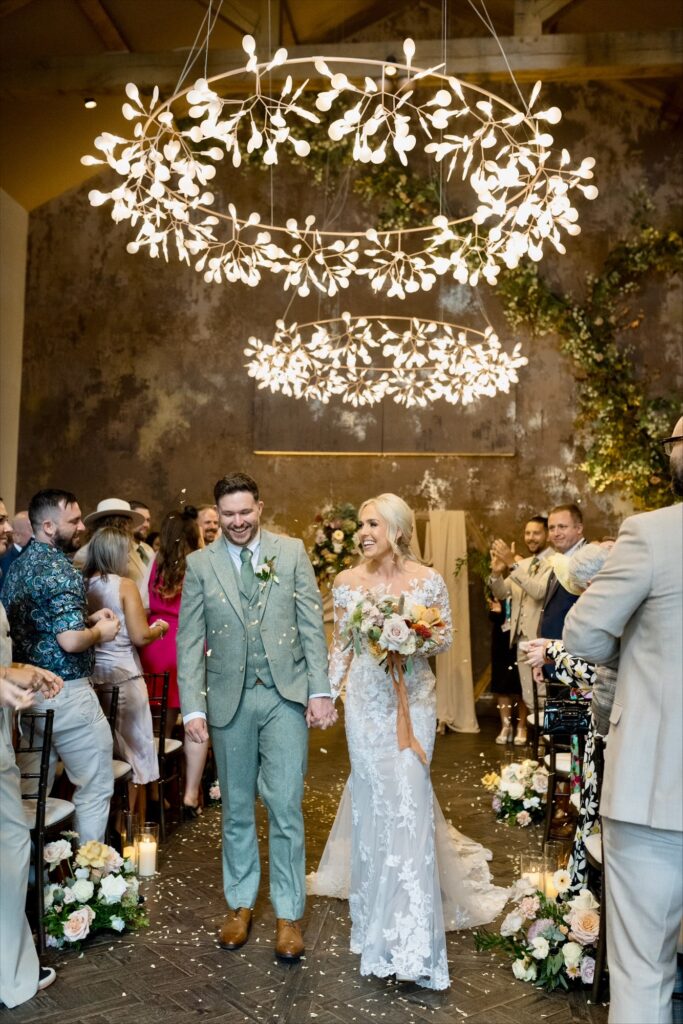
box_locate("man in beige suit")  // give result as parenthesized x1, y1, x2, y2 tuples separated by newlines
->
(490, 516, 553, 721)
(564, 416, 683, 1024)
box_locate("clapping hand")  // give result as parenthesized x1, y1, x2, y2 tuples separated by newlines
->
(305, 696, 338, 730)
(491, 538, 518, 569)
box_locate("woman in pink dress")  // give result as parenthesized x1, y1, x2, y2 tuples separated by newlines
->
(140, 507, 208, 818)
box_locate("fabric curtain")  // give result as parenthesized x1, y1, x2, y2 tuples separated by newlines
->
(424, 511, 479, 733)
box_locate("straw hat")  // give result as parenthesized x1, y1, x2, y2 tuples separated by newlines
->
(83, 498, 144, 530)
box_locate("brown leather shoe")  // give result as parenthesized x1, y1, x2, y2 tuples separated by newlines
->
(219, 908, 252, 949)
(275, 918, 305, 961)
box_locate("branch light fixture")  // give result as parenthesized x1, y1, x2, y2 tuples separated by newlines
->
(244, 314, 528, 408)
(84, 36, 597, 299)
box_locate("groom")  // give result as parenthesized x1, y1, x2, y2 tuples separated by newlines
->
(177, 472, 334, 960)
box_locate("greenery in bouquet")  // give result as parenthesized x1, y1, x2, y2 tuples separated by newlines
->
(475, 877, 600, 992)
(43, 835, 148, 949)
(345, 591, 447, 670)
(482, 759, 549, 827)
(309, 502, 359, 586)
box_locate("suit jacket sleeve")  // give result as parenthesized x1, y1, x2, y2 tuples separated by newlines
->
(176, 558, 209, 718)
(489, 574, 512, 601)
(510, 559, 553, 602)
(293, 540, 330, 699)
(563, 517, 652, 665)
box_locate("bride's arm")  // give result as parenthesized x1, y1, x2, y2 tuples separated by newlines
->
(328, 578, 354, 700)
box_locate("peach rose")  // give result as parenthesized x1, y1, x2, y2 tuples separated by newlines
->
(568, 907, 600, 945)
(63, 906, 95, 943)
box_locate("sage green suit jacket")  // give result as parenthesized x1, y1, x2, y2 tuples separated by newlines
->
(176, 530, 329, 727)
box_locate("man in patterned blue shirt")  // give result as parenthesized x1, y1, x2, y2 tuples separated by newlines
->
(3, 489, 120, 841)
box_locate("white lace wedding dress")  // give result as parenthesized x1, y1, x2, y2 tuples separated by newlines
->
(307, 572, 509, 991)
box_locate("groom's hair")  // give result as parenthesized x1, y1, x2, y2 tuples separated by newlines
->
(214, 473, 260, 503)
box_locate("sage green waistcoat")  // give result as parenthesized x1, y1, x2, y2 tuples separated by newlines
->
(229, 555, 275, 689)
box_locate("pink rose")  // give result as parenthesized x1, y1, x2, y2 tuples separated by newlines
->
(568, 908, 600, 945)
(516, 810, 532, 827)
(518, 895, 541, 920)
(62, 906, 95, 943)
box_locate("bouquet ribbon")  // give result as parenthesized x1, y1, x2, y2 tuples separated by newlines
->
(386, 651, 428, 766)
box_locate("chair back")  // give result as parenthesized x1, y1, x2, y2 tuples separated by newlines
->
(145, 672, 171, 757)
(15, 709, 55, 837)
(96, 684, 121, 735)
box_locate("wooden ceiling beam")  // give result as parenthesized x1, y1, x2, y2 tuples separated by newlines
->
(76, 0, 129, 52)
(514, 0, 578, 36)
(1, 30, 681, 96)
(314, 0, 407, 45)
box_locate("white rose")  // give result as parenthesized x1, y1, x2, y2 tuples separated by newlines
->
(523, 796, 540, 809)
(530, 935, 550, 959)
(98, 873, 128, 904)
(398, 631, 417, 656)
(44, 884, 63, 909)
(110, 916, 126, 932)
(562, 941, 583, 967)
(506, 781, 525, 800)
(74, 867, 90, 879)
(531, 771, 549, 794)
(62, 887, 77, 904)
(500, 911, 524, 937)
(512, 957, 537, 982)
(43, 838, 73, 865)
(379, 614, 411, 652)
(71, 878, 95, 902)
(567, 888, 599, 912)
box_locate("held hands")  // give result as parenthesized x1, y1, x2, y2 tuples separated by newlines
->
(520, 638, 551, 669)
(305, 696, 338, 730)
(185, 718, 210, 743)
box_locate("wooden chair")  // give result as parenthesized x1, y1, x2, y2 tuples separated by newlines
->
(144, 672, 183, 841)
(15, 709, 75, 953)
(96, 685, 133, 845)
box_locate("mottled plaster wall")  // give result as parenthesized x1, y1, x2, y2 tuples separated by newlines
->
(17, 80, 682, 677)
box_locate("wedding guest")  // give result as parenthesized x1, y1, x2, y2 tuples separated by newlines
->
(487, 596, 524, 745)
(74, 498, 148, 590)
(140, 508, 208, 818)
(2, 489, 119, 841)
(129, 500, 155, 566)
(84, 528, 168, 811)
(539, 504, 586, 645)
(147, 531, 161, 554)
(563, 418, 683, 1023)
(197, 504, 219, 545)
(0, 510, 32, 594)
(490, 514, 552, 731)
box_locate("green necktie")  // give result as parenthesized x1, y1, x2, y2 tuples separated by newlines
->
(529, 555, 540, 575)
(240, 547, 256, 599)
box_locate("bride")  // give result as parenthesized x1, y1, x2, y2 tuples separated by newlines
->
(308, 494, 508, 991)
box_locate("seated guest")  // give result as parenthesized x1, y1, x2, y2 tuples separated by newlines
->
(2, 489, 119, 841)
(140, 508, 208, 818)
(74, 498, 148, 590)
(84, 528, 169, 812)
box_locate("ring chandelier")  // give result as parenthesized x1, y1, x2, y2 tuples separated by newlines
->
(244, 314, 528, 408)
(84, 36, 597, 299)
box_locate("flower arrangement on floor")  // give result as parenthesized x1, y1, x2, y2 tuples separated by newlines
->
(475, 877, 600, 991)
(43, 835, 148, 949)
(208, 779, 222, 803)
(481, 759, 549, 827)
(309, 502, 359, 586)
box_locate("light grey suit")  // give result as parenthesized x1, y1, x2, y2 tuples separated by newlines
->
(177, 530, 329, 919)
(563, 503, 683, 1024)
(490, 554, 552, 708)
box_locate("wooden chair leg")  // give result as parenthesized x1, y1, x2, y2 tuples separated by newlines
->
(158, 770, 166, 843)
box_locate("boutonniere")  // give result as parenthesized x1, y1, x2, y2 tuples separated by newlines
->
(254, 557, 279, 585)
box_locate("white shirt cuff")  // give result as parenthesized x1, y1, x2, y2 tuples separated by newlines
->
(183, 711, 207, 724)
(309, 692, 333, 700)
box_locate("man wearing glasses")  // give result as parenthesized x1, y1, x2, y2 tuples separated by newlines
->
(564, 417, 683, 1023)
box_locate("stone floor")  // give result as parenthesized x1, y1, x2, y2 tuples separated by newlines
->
(10, 706, 609, 1024)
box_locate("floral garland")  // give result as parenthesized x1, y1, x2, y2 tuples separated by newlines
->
(43, 836, 148, 949)
(237, 119, 681, 509)
(476, 878, 600, 992)
(309, 502, 359, 586)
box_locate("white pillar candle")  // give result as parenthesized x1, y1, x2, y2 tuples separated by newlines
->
(137, 838, 157, 877)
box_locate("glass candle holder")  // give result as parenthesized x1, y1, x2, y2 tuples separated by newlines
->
(135, 823, 159, 878)
(118, 811, 140, 867)
(519, 854, 544, 893)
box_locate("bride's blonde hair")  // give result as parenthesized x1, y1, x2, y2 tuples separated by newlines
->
(357, 493, 418, 565)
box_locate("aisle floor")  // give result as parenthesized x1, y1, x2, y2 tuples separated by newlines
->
(8, 711, 608, 1024)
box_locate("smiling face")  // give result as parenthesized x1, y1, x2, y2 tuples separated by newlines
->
(133, 505, 151, 541)
(524, 520, 548, 555)
(0, 500, 12, 556)
(357, 502, 394, 562)
(548, 510, 584, 553)
(197, 507, 219, 543)
(217, 491, 263, 547)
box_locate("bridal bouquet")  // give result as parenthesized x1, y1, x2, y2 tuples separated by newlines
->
(475, 878, 600, 991)
(43, 835, 148, 949)
(481, 759, 549, 827)
(345, 591, 447, 669)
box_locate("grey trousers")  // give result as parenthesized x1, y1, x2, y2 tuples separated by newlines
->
(0, 711, 39, 1008)
(19, 677, 114, 843)
(211, 683, 308, 920)
(603, 817, 683, 1023)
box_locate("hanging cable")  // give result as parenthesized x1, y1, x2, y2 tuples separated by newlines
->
(466, 0, 529, 112)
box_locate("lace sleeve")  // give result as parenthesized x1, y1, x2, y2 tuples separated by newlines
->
(328, 583, 354, 700)
(546, 639, 597, 690)
(421, 572, 453, 657)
